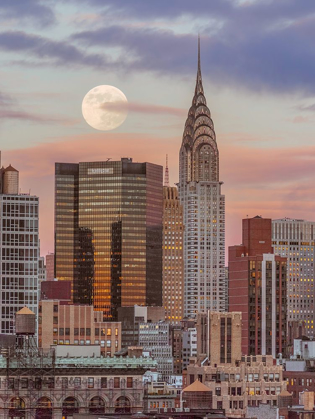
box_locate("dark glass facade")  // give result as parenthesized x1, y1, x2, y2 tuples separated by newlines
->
(55, 158, 163, 319)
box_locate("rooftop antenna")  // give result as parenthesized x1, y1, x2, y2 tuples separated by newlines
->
(106, 158, 111, 162)
(164, 154, 170, 187)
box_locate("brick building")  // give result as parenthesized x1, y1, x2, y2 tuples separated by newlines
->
(229, 216, 287, 357)
(0, 348, 156, 418)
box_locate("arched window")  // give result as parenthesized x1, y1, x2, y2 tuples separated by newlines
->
(62, 397, 79, 418)
(89, 396, 105, 414)
(35, 397, 52, 419)
(9, 397, 25, 418)
(115, 396, 131, 413)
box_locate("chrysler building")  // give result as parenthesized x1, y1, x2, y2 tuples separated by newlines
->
(178, 39, 225, 317)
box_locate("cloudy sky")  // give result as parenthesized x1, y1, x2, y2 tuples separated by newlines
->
(1, 0, 315, 256)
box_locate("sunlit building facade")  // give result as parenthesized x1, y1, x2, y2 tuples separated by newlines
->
(162, 186, 184, 323)
(272, 218, 315, 337)
(55, 158, 163, 320)
(178, 41, 225, 317)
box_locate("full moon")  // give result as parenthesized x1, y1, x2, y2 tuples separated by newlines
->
(82, 85, 128, 131)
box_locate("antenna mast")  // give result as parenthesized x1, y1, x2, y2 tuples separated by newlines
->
(164, 154, 170, 187)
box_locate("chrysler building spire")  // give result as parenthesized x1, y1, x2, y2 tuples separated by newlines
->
(180, 37, 218, 185)
(178, 37, 226, 318)
(195, 34, 204, 96)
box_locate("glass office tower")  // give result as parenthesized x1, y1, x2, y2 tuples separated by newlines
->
(55, 158, 163, 320)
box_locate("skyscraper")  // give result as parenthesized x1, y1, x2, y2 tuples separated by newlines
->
(0, 163, 39, 334)
(178, 39, 225, 317)
(229, 216, 287, 357)
(272, 218, 315, 337)
(55, 158, 163, 320)
(162, 186, 184, 323)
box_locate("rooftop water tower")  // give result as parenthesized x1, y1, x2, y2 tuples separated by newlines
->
(15, 307, 37, 353)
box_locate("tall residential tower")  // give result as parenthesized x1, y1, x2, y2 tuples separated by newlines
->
(178, 40, 225, 317)
(163, 186, 184, 323)
(272, 218, 315, 337)
(0, 162, 39, 334)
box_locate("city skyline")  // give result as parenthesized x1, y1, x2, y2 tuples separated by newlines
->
(1, 1, 315, 256)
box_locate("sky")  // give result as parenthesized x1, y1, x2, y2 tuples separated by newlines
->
(1, 0, 315, 257)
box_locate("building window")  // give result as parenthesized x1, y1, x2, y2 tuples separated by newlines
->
(74, 377, 81, 388)
(101, 377, 107, 388)
(74, 328, 79, 336)
(53, 305, 58, 313)
(59, 328, 64, 336)
(65, 328, 70, 336)
(53, 317, 58, 324)
(21, 378, 28, 389)
(127, 377, 133, 388)
(86, 328, 91, 336)
(62, 377, 68, 389)
(95, 328, 99, 336)
(80, 328, 85, 336)
(220, 318, 225, 363)
(88, 377, 94, 388)
(107, 328, 111, 336)
(215, 387, 221, 396)
(114, 377, 120, 388)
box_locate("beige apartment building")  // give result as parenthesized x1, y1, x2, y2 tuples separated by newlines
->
(39, 301, 121, 356)
(197, 311, 242, 364)
(163, 186, 184, 323)
(184, 354, 286, 417)
(188, 311, 287, 417)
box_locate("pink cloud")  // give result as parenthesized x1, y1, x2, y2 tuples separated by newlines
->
(0, 109, 80, 125)
(3, 133, 315, 258)
(291, 115, 312, 123)
(100, 101, 187, 117)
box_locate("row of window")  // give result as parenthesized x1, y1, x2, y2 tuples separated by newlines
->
(3, 376, 134, 390)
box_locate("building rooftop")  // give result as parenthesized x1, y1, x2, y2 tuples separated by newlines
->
(279, 390, 292, 397)
(0, 354, 157, 370)
(3, 164, 18, 172)
(183, 379, 211, 393)
(16, 307, 35, 315)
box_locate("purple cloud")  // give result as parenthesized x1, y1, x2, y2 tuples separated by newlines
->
(0, 31, 108, 68)
(1, 0, 315, 95)
(0, 90, 79, 125)
(0, 0, 55, 27)
(71, 0, 315, 24)
(71, 9, 315, 94)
